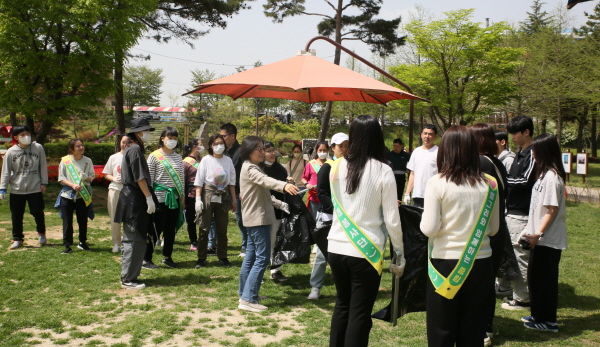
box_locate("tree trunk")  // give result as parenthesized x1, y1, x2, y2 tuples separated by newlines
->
(576, 107, 587, 153)
(591, 107, 598, 158)
(25, 116, 36, 137)
(35, 119, 54, 145)
(541, 118, 547, 134)
(114, 52, 126, 135)
(9, 112, 17, 126)
(556, 100, 562, 147)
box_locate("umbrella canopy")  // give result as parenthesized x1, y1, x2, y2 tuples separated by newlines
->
(183, 54, 425, 105)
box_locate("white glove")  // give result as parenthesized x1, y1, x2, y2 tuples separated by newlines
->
(390, 254, 406, 278)
(195, 196, 204, 213)
(0, 193, 5, 200)
(145, 195, 156, 214)
(403, 194, 411, 206)
(80, 172, 88, 182)
(281, 202, 290, 215)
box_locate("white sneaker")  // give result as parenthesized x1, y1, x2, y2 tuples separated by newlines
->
(38, 234, 47, 245)
(307, 287, 320, 300)
(238, 300, 267, 312)
(112, 244, 120, 253)
(121, 281, 146, 290)
(239, 295, 267, 303)
(484, 337, 492, 347)
(238, 251, 246, 258)
(9, 241, 23, 250)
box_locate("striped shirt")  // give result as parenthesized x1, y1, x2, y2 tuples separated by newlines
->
(148, 150, 184, 203)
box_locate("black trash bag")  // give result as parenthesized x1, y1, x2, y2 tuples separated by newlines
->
(373, 205, 428, 322)
(272, 194, 315, 267)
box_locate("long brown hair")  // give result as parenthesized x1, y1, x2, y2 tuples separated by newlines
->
(345, 115, 386, 194)
(470, 123, 498, 156)
(532, 134, 566, 182)
(437, 125, 485, 186)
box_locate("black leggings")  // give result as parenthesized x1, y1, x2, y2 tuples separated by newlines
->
(529, 245, 562, 323)
(145, 202, 180, 261)
(60, 197, 89, 247)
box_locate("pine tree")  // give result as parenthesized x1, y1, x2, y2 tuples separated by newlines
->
(521, 0, 552, 34)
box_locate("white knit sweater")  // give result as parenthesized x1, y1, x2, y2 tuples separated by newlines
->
(327, 158, 404, 258)
(420, 174, 500, 259)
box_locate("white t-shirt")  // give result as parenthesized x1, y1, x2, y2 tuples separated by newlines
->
(194, 155, 236, 202)
(406, 145, 438, 198)
(526, 171, 567, 250)
(102, 153, 123, 191)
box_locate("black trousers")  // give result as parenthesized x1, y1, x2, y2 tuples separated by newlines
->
(427, 257, 492, 347)
(329, 253, 382, 347)
(145, 202, 180, 261)
(185, 196, 198, 244)
(394, 174, 406, 201)
(529, 245, 562, 323)
(485, 223, 508, 333)
(10, 192, 46, 241)
(413, 197, 424, 208)
(60, 197, 89, 247)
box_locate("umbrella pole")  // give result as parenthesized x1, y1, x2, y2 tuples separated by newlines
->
(305, 36, 426, 152)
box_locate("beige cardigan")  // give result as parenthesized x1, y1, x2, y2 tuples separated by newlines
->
(240, 161, 287, 227)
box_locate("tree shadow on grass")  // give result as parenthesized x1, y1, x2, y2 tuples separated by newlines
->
(143, 273, 233, 287)
(557, 283, 600, 311)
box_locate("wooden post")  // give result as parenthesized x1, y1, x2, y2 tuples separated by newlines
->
(183, 123, 189, 146)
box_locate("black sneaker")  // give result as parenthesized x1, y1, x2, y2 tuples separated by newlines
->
(162, 258, 177, 268)
(271, 271, 289, 282)
(121, 281, 146, 290)
(77, 242, 90, 251)
(61, 247, 73, 254)
(195, 259, 206, 269)
(142, 260, 159, 270)
(207, 247, 217, 255)
(501, 299, 530, 310)
(218, 258, 232, 268)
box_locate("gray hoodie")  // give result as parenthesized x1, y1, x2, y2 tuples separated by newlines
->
(0, 142, 48, 194)
(497, 148, 516, 173)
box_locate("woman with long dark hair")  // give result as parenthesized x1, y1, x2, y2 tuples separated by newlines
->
(469, 123, 508, 344)
(183, 138, 204, 251)
(520, 134, 567, 333)
(327, 115, 405, 347)
(421, 126, 500, 346)
(57, 139, 95, 254)
(238, 136, 299, 312)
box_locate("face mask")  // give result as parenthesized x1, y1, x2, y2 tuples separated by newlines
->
(317, 152, 328, 160)
(140, 131, 151, 143)
(165, 139, 178, 150)
(19, 136, 31, 146)
(293, 153, 301, 158)
(213, 144, 225, 155)
(197, 146, 205, 154)
(264, 159, 274, 166)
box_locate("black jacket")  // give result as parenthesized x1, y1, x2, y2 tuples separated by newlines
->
(506, 145, 536, 215)
(316, 163, 333, 214)
(263, 163, 288, 219)
(225, 140, 242, 195)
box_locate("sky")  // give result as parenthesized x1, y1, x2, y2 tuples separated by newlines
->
(130, 0, 595, 106)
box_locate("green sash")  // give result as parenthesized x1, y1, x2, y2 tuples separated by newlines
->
(151, 150, 184, 198)
(428, 175, 498, 299)
(330, 159, 384, 275)
(153, 182, 184, 232)
(183, 156, 200, 169)
(61, 155, 92, 207)
(309, 159, 322, 174)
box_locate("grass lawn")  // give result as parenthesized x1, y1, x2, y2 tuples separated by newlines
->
(0, 182, 599, 347)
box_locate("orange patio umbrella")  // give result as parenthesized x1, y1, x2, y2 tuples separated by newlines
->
(183, 53, 425, 105)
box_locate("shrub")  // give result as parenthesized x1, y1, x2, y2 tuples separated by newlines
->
(44, 142, 116, 165)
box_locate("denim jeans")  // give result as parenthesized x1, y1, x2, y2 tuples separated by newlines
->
(310, 247, 327, 288)
(235, 196, 248, 251)
(208, 219, 217, 249)
(238, 225, 271, 303)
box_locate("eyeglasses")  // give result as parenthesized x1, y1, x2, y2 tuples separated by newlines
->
(265, 149, 276, 154)
(254, 147, 265, 152)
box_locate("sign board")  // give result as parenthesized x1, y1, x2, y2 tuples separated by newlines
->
(562, 152, 572, 174)
(576, 153, 588, 175)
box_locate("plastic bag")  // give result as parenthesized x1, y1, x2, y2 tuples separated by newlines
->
(373, 205, 428, 322)
(272, 194, 316, 267)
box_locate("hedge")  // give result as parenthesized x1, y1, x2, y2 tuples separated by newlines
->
(44, 142, 116, 165)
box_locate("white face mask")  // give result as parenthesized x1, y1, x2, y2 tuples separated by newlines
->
(165, 139, 178, 150)
(19, 136, 31, 146)
(213, 144, 226, 155)
(293, 152, 301, 158)
(197, 146, 205, 154)
(140, 131, 151, 143)
(317, 152, 328, 160)
(264, 159, 274, 166)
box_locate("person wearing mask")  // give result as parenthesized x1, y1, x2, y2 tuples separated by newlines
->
(261, 141, 290, 281)
(285, 144, 306, 191)
(194, 134, 236, 268)
(103, 134, 131, 253)
(56, 139, 95, 254)
(404, 125, 439, 208)
(388, 138, 411, 199)
(302, 141, 329, 219)
(115, 117, 157, 289)
(145, 127, 185, 269)
(520, 134, 567, 333)
(238, 136, 299, 312)
(307, 133, 348, 300)
(499, 115, 536, 310)
(327, 116, 404, 347)
(220, 123, 246, 257)
(470, 123, 508, 345)
(1, 125, 48, 249)
(421, 126, 500, 346)
(183, 138, 204, 251)
(495, 130, 515, 173)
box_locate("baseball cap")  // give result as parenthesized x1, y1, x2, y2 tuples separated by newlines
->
(331, 133, 349, 145)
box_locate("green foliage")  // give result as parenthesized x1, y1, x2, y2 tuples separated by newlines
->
(123, 65, 164, 109)
(520, 0, 552, 34)
(44, 143, 116, 165)
(289, 119, 320, 139)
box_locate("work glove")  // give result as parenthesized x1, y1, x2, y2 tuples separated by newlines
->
(271, 195, 288, 213)
(195, 196, 204, 213)
(389, 254, 406, 278)
(281, 202, 290, 215)
(402, 194, 411, 206)
(0, 189, 6, 200)
(80, 172, 88, 182)
(145, 195, 156, 214)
